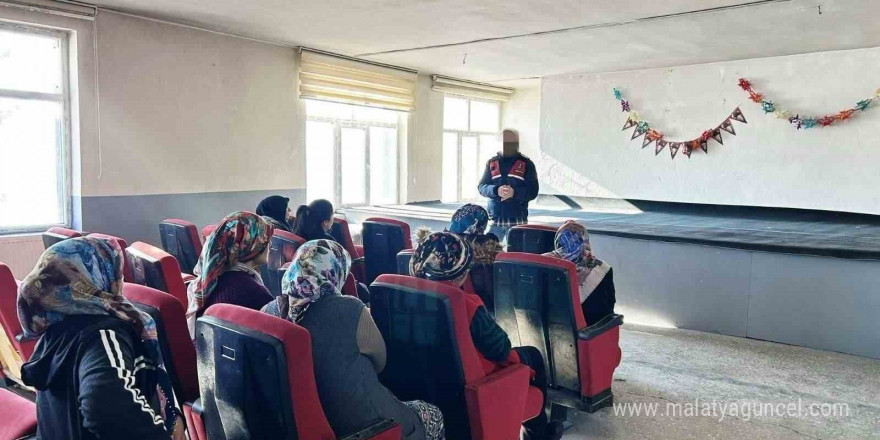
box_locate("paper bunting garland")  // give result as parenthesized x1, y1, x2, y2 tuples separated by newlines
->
(739, 78, 878, 130)
(613, 88, 747, 160)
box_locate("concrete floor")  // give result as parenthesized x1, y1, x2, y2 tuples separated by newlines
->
(564, 324, 880, 440)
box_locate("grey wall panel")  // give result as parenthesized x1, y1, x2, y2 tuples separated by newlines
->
(590, 235, 752, 337)
(747, 253, 880, 359)
(81, 189, 305, 246)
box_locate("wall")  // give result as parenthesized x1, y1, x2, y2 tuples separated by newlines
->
(540, 46, 880, 215)
(500, 78, 541, 162)
(404, 74, 445, 203)
(82, 11, 306, 243)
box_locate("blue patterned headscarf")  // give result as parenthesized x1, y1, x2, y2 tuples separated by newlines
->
(281, 239, 351, 323)
(448, 204, 490, 236)
(17, 237, 178, 432)
(410, 232, 472, 282)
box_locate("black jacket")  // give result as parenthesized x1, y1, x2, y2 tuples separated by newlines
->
(21, 315, 169, 440)
(478, 153, 539, 224)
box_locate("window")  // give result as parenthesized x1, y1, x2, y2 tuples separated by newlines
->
(306, 100, 400, 207)
(0, 23, 70, 233)
(441, 96, 501, 202)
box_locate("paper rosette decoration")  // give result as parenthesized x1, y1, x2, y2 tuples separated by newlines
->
(613, 88, 747, 160)
(738, 78, 878, 130)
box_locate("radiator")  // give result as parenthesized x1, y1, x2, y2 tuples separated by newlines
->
(0, 234, 44, 279)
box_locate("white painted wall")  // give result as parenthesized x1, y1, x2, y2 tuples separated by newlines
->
(500, 79, 541, 161)
(405, 74, 444, 203)
(88, 11, 304, 197)
(540, 47, 880, 214)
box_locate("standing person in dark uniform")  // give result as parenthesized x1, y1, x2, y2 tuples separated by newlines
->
(478, 129, 539, 241)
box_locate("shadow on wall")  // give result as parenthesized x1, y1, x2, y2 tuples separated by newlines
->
(537, 151, 622, 200)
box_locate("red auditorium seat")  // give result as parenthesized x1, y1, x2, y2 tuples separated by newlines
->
(261, 230, 306, 297)
(41, 226, 83, 249)
(87, 233, 133, 281)
(200, 224, 217, 241)
(125, 242, 190, 308)
(0, 263, 36, 363)
(122, 283, 199, 403)
(0, 387, 37, 440)
(330, 217, 366, 283)
(122, 283, 203, 438)
(159, 219, 203, 275)
(506, 224, 558, 254)
(493, 252, 623, 412)
(362, 217, 412, 284)
(370, 275, 543, 440)
(192, 304, 400, 440)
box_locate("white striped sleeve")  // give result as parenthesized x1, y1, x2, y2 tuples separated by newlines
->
(98, 329, 164, 426)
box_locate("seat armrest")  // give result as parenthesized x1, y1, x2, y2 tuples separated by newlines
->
(183, 399, 206, 440)
(339, 419, 400, 440)
(465, 363, 531, 440)
(578, 314, 624, 341)
(352, 256, 366, 264)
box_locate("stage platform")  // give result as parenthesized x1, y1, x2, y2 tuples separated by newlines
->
(342, 197, 880, 359)
(344, 197, 880, 260)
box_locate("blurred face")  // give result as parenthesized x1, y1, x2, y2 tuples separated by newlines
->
(286, 206, 293, 222)
(321, 218, 333, 233)
(252, 243, 270, 266)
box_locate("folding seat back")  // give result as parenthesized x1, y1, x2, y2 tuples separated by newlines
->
(88, 233, 133, 281)
(0, 263, 36, 362)
(370, 275, 540, 440)
(395, 249, 413, 275)
(195, 304, 400, 440)
(42, 226, 82, 249)
(493, 252, 623, 412)
(126, 242, 189, 308)
(362, 218, 412, 284)
(468, 262, 495, 316)
(159, 219, 203, 275)
(260, 231, 306, 297)
(0, 387, 36, 440)
(123, 283, 199, 404)
(331, 217, 366, 283)
(201, 224, 218, 241)
(506, 224, 558, 254)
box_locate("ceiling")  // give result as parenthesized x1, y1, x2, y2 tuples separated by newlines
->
(86, 0, 880, 82)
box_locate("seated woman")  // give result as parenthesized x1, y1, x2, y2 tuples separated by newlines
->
(543, 220, 616, 324)
(291, 199, 336, 242)
(186, 211, 274, 337)
(262, 240, 444, 440)
(256, 195, 294, 233)
(409, 232, 562, 440)
(18, 237, 183, 439)
(446, 203, 503, 265)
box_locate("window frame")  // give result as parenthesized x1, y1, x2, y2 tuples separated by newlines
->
(0, 21, 73, 234)
(442, 95, 502, 202)
(306, 101, 400, 208)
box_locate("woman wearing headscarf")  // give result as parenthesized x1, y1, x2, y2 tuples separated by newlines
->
(262, 240, 444, 440)
(18, 237, 183, 439)
(442, 204, 504, 310)
(186, 211, 274, 337)
(409, 232, 562, 440)
(256, 195, 294, 233)
(543, 220, 616, 324)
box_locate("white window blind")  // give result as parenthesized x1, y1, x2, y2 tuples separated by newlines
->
(432, 75, 514, 102)
(298, 48, 417, 112)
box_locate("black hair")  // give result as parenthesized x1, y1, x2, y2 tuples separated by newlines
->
(292, 199, 334, 240)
